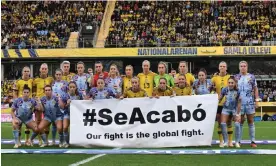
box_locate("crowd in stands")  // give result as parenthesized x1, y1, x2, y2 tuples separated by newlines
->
(1, 1, 106, 49)
(106, 1, 276, 47)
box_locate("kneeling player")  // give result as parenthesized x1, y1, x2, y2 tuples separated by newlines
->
(219, 77, 241, 148)
(30, 85, 63, 147)
(172, 74, 192, 96)
(152, 78, 173, 98)
(11, 85, 43, 148)
(120, 77, 147, 98)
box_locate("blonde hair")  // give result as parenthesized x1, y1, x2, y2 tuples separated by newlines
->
(158, 61, 167, 68)
(142, 60, 151, 67)
(239, 61, 248, 66)
(40, 63, 48, 69)
(60, 60, 70, 69)
(125, 65, 133, 70)
(108, 64, 120, 76)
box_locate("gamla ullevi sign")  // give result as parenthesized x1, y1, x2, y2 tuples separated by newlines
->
(70, 94, 218, 148)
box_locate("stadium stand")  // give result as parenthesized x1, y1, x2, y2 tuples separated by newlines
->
(1, 1, 106, 49)
(106, 1, 276, 47)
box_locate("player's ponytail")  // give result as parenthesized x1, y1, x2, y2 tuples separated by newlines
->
(23, 84, 30, 92)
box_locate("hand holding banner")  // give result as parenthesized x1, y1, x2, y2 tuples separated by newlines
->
(70, 94, 218, 148)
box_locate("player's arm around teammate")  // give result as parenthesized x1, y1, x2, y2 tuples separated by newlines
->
(11, 85, 42, 148)
(120, 77, 148, 99)
(219, 76, 241, 148)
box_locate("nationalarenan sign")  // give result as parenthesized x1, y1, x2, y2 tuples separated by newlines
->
(70, 94, 218, 148)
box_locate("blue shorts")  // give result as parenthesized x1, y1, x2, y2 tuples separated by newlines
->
(44, 116, 60, 123)
(241, 105, 255, 115)
(17, 117, 33, 126)
(222, 108, 237, 115)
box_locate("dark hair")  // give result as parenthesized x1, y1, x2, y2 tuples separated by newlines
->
(159, 77, 167, 83)
(198, 68, 207, 75)
(23, 84, 30, 91)
(68, 81, 79, 96)
(44, 85, 52, 91)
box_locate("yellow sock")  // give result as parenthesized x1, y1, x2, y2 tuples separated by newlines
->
(227, 126, 233, 144)
(218, 126, 223, 143)
(25, 129, 30, 141)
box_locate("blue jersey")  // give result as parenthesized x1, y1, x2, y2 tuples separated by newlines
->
(60, 93, 83, 115)
(88, 87, 115, 100)
(72, 73, 91, 92)
(235, 73, 257, 106)
(221, 87, 240, 110)
(40, 96, 61, 119)
(52, 80, 68, 97)
(105, 76, 122, 95)
(12, 98, 37, 121)
(192, 79, 213, 95)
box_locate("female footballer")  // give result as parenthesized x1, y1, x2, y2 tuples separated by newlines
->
(235, 61, 259, 148)
(105, 64, 122, 97)
(152, 78, 173, 98)
(121, 77, 147, 98)
(219, 76, 241, 148)
(172, 74, 192, 96)
(30, 85, 63, 147)
(122, 65, 134, 93)
(86, 78, 115, 100)
(59, 81, 83, 147)
(192, 68, 213, 95)
(11, 85, 43, 148)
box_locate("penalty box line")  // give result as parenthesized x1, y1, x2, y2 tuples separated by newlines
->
(69, 148, 121, 166)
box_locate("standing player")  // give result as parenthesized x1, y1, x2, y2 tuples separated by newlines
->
(12, 66, 33, 145)
(105, 64, 122, 97)
(11, 85, 43, 148)
(51, 69, 68, 145)
(235, 61, 259, 148)
(122, 65, 134, 93)
(61, 61, 75, 82)
(86, 78, 115, 100)
(192, 68, 213, 95)
(172, 74, 192, 96)
(59, 81, 82, 147)
(30, 85, 63, 147)
(152, 78, 173, 97)
(137, 60, 156, 97)
(72, 61, 92, 96)
(33, 63, 54, 145)
(121, 77, 147, 98)
(154, 62, 174, 87)
(219, 76, 242, 148)
(175, 61, 195, 86)
(211, 62, 233, 147)
(93, 61, 109, 87)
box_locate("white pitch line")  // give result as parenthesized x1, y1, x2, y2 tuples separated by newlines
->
(68, 148, 120, 166)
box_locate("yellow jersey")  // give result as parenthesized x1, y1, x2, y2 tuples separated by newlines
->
(123, 88, 147, 98)
(62, 72, 75, 82)
(172, 86, 192, 96)
(122, 76, 132, 93)
(152, 87, 173, 96)
(176, 73, 195, 86)
(211, 74, 230, 106)
(13, 78, 33, 98)
(33, 76, 54, 98)
(137, 72, 156, 97)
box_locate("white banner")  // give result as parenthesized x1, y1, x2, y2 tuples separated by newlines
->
(70, 94, 218, 148)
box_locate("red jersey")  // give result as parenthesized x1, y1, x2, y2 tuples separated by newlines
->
(93, 72, 109, 87)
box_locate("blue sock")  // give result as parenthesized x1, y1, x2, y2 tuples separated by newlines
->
(30, 132, 38, 141)
(239, 123, 244, 143)
(52, 125, 57, 142)
(249, 123, 256, 142)
(221, 122, 228, 144)
(59, 132, 63, 145)
(64, 132, 69, 144)
(234, 122, 241, 143)
(41, 133, 47, 144)
(13, 130, 19, 145)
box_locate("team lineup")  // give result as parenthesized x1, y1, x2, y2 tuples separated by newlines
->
(11, 60, 259, 149)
